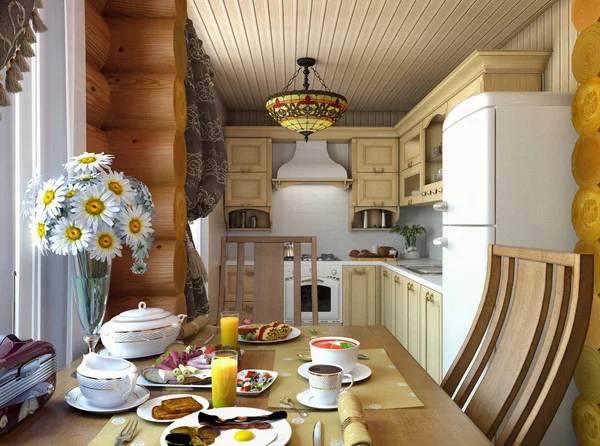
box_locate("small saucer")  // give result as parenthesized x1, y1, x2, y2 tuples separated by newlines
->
(296, 388, 338, 410)
(297, 362, 372, 383)
(64, 385, 150, 413)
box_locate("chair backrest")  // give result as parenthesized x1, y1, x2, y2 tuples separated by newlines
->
(442, 245, 593, 445)
(218, 236, 318, 325)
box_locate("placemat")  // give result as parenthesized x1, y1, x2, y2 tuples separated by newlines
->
(267, 348, 424, 410)
(88, 413, 164, 446)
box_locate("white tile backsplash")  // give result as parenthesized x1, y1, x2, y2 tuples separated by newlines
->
(227, 142, 442, 260)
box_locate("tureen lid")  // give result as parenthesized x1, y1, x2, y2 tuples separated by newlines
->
(113, 301, 172, 323)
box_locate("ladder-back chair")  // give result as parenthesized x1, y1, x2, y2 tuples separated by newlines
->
(218, 236, 318, 325)
(442, 245, 593, 445)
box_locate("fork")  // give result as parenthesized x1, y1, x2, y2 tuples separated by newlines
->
(309, 328, 317, 336)
(114, 420, 138, 446)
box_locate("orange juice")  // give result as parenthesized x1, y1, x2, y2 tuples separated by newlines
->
(220, 312, 239, 348)
(211, 350, 238, 408)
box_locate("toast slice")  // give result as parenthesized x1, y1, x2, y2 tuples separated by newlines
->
(152, 405, 190, 420)
(161, 396, 203, 414)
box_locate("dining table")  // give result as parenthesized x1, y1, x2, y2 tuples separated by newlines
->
(5, 325, 491, 445)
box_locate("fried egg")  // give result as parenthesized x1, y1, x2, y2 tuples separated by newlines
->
(218, 428, 277, 445)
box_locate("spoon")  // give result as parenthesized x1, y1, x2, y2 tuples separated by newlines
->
(280, 397, 308, 418)
(297, 352, 369, 362)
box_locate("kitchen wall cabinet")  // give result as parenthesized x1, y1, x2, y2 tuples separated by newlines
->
(400, 164, 424, 206)
(407, 280, 425, 367)
(424, 287, 443, 384)
(355, 173, 398, 207)
(393, 274, 408, 347)
(400, 126, 424, 171)
(224, 138, 272, 230)
(342, 266, 378, 326)
(381, 268, 395, 335)
(223, 265, 255, 320)
(355, 139, 399, 173)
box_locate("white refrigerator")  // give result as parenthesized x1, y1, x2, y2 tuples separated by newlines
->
(434, 92, 579, 374)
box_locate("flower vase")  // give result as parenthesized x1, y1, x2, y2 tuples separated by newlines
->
(71, 251, 111, 353)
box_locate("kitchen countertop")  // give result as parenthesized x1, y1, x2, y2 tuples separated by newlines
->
(226, 257, 443, 293)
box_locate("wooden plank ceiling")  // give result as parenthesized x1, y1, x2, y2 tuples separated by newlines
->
(190, 0, 557, 113)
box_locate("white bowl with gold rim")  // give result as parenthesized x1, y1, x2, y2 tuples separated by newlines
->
(309, 337, 360, 374)
(100, 301, 186, 358)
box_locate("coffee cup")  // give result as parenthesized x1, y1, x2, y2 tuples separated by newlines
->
(76, 353, 137, 408)
(307, 364, 354, 406)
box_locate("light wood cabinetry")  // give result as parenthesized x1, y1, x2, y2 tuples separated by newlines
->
(424, 287, 442, 384)
(342, 266, 378, 326)
(400, 126, 424, 171)
(354, 173, 398, 207)
(224, 138, 272, 230)
(381, 268, 395, 335)
(400, 164, 424, 207)
(355, 139, 398, 173)
(223, 265, 255, 320)
(407, 280, 425, 367)
(393, 274, 408, 347)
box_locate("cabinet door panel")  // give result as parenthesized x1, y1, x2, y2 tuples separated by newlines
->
(225, 266, 255, 302)
(394, 275, 408, 347)
(400, 127, 424, 170)
(400, 164, 424, 206)
(356, 139, 399, 172)
(355, 173, 398, 207)
(226, 138, 268, 172)
(381, 269, 395, 335)
(342, 266, 376, 326)
(226, 173, 267, 206)
(406, 281, 423, 364)
(426, 289, 443, 384)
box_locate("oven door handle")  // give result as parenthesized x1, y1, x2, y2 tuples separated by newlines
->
(301, 278, 325, 283)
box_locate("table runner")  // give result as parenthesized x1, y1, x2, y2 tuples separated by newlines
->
(89, 413, 164, 446)
(267, 348, 424, 410)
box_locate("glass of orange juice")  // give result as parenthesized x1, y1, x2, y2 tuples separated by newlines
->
(220, 311, 239, 348)
(211, 349, 238, 408)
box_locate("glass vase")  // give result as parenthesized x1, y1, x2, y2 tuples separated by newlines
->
(70, 251, 111, 353)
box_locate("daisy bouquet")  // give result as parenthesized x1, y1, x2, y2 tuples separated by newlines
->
(22, 152, 155, 273)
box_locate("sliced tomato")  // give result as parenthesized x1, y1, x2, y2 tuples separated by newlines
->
(204, 346, 216, 355)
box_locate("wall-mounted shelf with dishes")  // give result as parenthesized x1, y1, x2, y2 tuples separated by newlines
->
(226, 207, 272, 231)
(349, 206, 399, 231)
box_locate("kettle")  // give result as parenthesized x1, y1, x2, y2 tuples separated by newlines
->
(283, 242, 294, 258)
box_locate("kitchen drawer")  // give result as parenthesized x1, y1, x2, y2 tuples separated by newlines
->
(226, 138, 269, 173)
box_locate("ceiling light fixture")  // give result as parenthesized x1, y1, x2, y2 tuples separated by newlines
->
(265, 58, 347, 141)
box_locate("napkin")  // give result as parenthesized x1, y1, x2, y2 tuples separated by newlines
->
(338, 391, 373, 446)
(177, 315, 209, 340)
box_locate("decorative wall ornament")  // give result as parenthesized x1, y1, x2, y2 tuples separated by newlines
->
(265, 58, 347, 141)
(0, 0, 47, 119)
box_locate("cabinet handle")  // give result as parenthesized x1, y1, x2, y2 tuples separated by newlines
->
(407, 282, 414, 291)
(243, 303, 253, 311)
(302, 278, 325, 283)
(421, 192, 426, 196)
(426, 292, 434, 303)
(245, 270, 254, 276)
(408, 161, 413, 168)
(394, 276, 399, 283)
(408, 199, 413, 205)
(240, 167, 251, 173)
(373, 167, 385, 174)
(240, 201, 253, 206)
(353, 268, 367, 275)
(426, 190, 432, 195)
(383, 270, 388, 277)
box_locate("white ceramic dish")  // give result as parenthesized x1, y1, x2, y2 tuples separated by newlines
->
(64, 385, 150, 414)
(309, 337, 360, 374)
(97, 347, 170, 360)
(296, 388, 338, 410)
(298, 362, 372, 383)
(238, 326, 301, 344)
(136, 394, 210, 423)
(77, 352, 138, 408)
(100, 301, 186, 358)
(160, 407, 292, 446)
(237, 370, 278, 396)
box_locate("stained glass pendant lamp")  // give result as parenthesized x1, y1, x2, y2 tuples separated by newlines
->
(266, 58, 347, 141)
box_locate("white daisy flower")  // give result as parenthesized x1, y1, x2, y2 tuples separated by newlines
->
(50, 218, 92, 255)
(29, 214, 50, 254)
(131, 261, 147, 274)
(89, 226, 122, 264)
(64, 182, 84, 200)
(64, 152, 113, 175)
(118, 205, 154, 247)
(132, 239, 151, 260)
(99, 171, 135, 205)
(22, 175, 41, 218)
(36, 176, 67, 218)
(72, 184, 120, 231)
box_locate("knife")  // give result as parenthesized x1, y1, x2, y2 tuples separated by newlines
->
(204, 327, 220, 345)
(313, 421, 322, 446)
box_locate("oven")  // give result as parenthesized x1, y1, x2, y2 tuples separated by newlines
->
(283, 272, 342, 324)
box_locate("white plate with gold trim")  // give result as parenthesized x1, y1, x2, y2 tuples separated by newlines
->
(64, 385, 150, 413)
(238, 326, 301, 344)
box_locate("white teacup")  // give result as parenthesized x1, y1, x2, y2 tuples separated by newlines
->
(309, 337, 360, 374)
(308, 364, 354, 406)
(76, 353, 137, 408)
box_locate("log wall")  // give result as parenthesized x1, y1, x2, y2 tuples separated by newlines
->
(85, 0, 188, 317)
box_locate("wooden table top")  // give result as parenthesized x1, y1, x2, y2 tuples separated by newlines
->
(5, 325, 490, 445)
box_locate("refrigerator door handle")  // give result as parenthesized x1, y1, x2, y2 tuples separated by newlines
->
(433, 237, 448, 248)
(433, 201, 448, 212)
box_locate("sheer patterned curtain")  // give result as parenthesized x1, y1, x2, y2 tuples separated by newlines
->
(183, 20, 228, 318)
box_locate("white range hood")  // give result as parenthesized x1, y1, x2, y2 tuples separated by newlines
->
(272, 140, 352, 189)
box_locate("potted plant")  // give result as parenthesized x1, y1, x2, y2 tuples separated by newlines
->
(389, 224, 426, 259)
(21, 152, 155, 353)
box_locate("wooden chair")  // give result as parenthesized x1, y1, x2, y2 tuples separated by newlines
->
(218, 236, 318, 325)
(442, 245, 593, 445)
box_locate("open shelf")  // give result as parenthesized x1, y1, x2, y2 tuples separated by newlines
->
(226, 207, 271, 231)
(349, 206, 399, 231)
